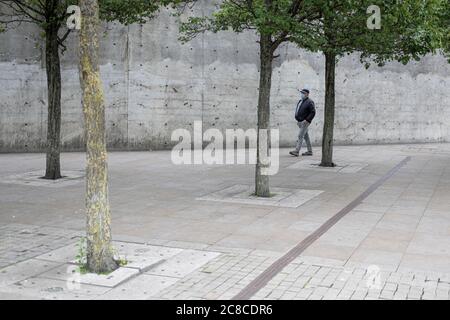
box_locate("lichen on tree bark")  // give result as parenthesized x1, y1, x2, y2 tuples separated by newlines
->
(79, 0, 118, 274)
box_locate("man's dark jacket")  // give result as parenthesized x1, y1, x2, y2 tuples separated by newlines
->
(295, 98, 316, 123)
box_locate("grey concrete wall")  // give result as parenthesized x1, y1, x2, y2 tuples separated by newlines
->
(1, 1, 449, 152)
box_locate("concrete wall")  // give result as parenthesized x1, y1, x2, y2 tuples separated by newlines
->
(1, 1, 449, 152)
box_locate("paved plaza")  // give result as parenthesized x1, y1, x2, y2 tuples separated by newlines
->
(1, 143, 450, 300)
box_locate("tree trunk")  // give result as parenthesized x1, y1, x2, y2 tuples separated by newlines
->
(79, 0, 118, 274)
(43, 26, 62, 180)
(255, 35, 273, 198)
(321, 51, 336, 167)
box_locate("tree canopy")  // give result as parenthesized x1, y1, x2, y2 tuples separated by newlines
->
(0, 0, 193, 31)
(357, 0, 448, 66)
(180, 0, 448, 64)
(180, 0, 332, 51)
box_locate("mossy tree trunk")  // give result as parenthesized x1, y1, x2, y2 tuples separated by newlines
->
(321, 51, 336, 167)
(79, 0, 118, 274)
(255, 34, 274, 198)
(43, 23, 62, 180)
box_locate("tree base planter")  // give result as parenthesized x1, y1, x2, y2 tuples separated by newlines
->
(288, 160, 368, 174)
(1, 170, 84, 188)
(43, 264, 142, 288)
(197, 184, 323, 208)
(30, 240, 220, 286)
(320, 162, 337, 168)
(42, 173, 63, 181)
(1, 240, 221, 299)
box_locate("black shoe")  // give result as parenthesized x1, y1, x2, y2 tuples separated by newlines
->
(289, 151, 299, 157)
(302, 151, 313, 156)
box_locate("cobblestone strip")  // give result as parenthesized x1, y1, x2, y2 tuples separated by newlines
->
(251, 259, 450, 300)
(150, 252, 450, 300)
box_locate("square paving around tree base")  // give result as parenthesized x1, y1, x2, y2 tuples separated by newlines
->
(287, 159, 368, 173)
(0, 170, 85, 187)
(2, 241, 222, 291)
(196, 184, 323, 208)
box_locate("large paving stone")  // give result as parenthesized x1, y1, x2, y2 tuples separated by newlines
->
(0, 259, 61, 287)
(145, 249, 221, 278)
(34, 243, 79, 263)
(96, 274, 178, 300)
(112, 241, 182, 261)
(0, 277, 110, 300)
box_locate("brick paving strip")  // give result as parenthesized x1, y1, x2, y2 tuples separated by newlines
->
(233, 157, 412, 300)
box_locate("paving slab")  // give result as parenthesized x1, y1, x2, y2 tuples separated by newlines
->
(34, 243, 79, 263)
(111, 241, 182, 258)
(0, 277, 110, 300)
(146, 250, 221, 278)
(0, 259, 62, 287)
(97, 274, 179, 300)
(0, 224, 82, 268)
(111, 241, 183, 270)
(398, 253, 450, 275)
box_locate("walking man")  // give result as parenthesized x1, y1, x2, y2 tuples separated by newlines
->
(290, 89, 316, 157)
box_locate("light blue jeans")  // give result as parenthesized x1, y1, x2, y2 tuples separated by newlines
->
(296, 121, 312, 153)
